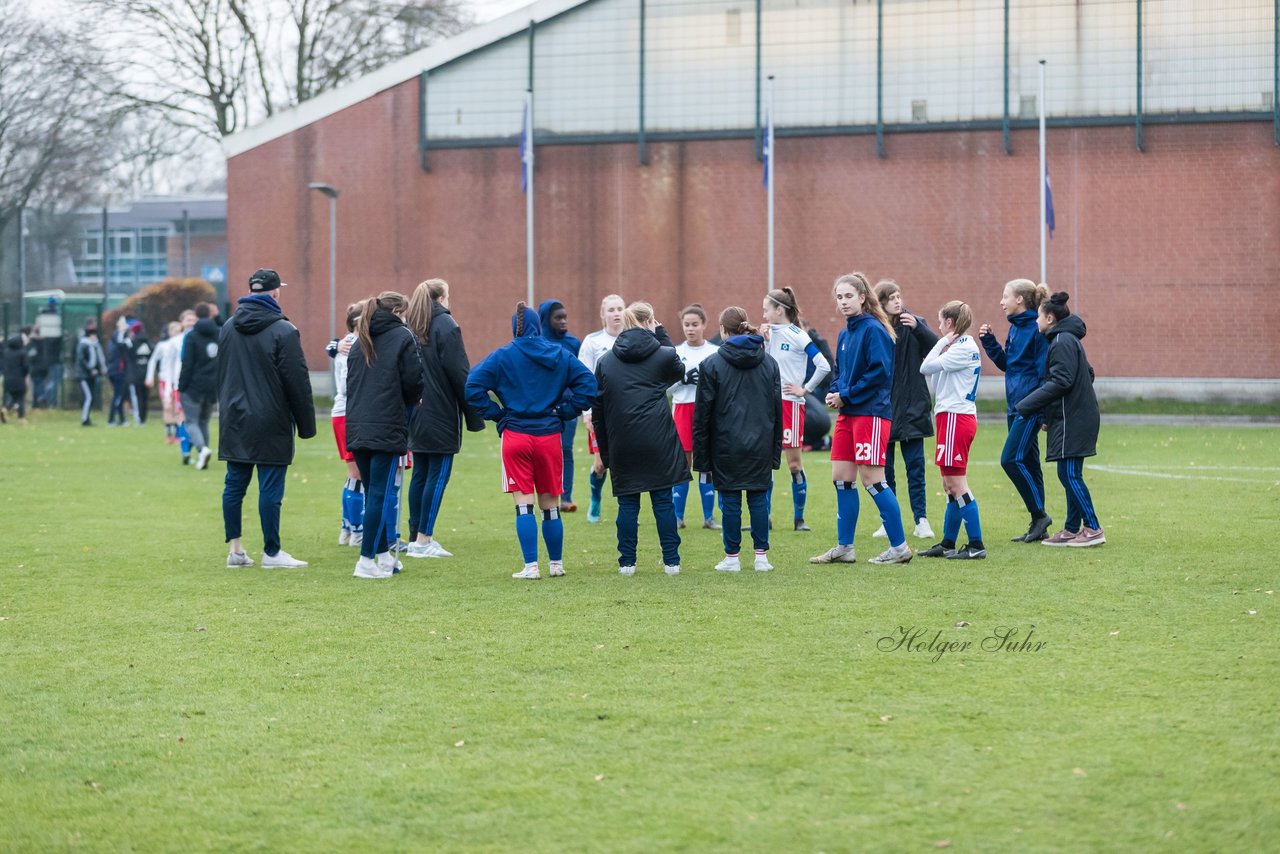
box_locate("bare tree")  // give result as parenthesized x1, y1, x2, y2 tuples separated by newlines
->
(82, 0, 474, 140)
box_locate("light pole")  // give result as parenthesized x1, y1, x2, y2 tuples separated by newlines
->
(308, 182, 339, 342)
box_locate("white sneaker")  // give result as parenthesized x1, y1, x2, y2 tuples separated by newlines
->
(196, 446, 212, 470)
(810, 545, 857, 564)
(869, 543, 914, 565)
(338, 530, 350, 546)
(715, 555, 741, 572)
(549, 561, 565, 577)
(513, 564, 541, 580)
(872, 525, 887, 538)
(425, 540, 452, 558)
(618, 565, 636, 577)
(348, 533, 363, 548)
(664, 564, 681, 576)
(226, 551, 254, 568)
(262, 549, 308, 568)
(354, 556, 391, 578)
(377, 552, 402, 573)
(405, 542, 432, 558)
(753, 553, 774, 572)
(913, 519, 935, 539)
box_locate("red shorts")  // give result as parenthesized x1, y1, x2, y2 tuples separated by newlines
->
(332, 415, 354, 461)
(781, 400, 804, 449)
(587, 426, 599, 455)
(831, 414, 891, 466)
(673, 403, 695, 452)
(934, 412, 977, 476)
(501, 431, 564, 495)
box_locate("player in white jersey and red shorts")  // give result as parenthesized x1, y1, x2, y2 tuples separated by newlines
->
(762, 287, 830, 531)
(578, 294, 626, 524)
(671, 304, 720, 530)
(919, 300, 985, 559)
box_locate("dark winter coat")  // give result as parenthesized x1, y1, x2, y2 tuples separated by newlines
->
(408, 302, 484, 455)
(465, 308, 596, 437)
(180, 318, 220, 401)
(216, 295, 316, 466)
(980, 310, 1048, 417)
(887, 314, 939, 441)
(593, 326, 690, 496)
(106, 337, 131, 381)
(75, 335, 106, 381)
(1015, 315, 1099, 461)
(129, 335, 152, 386)
(692, 334, 783, 491)
(345, 308, 425, 455)
(3, 335, 29, 392)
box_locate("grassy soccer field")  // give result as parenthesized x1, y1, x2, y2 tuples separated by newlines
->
(2, 412, 1277, 851)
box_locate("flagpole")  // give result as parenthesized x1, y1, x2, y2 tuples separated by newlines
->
(1038, 60, 1047, 284)
(767, 75, 775, 291)
(525, 89, 535, 307)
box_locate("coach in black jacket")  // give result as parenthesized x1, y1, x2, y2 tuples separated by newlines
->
(217, 269, 316, 569)
(593, 309, 689, 573)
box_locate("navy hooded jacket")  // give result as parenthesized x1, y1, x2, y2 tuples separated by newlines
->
(979, 309, 1048, 417)
(537, 299, 581, 359)
(831, 312, 895, 419)
(465, 307, 596, 437)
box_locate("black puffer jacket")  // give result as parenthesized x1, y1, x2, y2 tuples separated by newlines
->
(692, 334, 782, 491)
(409, 303, 484, 455)
(1015, 315, 1099, 461)
(888, 314, 939, 441)
(217, 295, 316, 465)
(593, 326, 690, 496)
(3, 335, 29, 392)
(180, 318, 220, 401)
(345, 308, 425, 454)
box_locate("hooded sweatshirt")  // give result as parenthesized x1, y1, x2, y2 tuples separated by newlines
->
(979, 309, 1048, 417)
(465, 306, 596, 437)
(1015, 314, 1098, 460)
(538, 299, 582, 359)
(831, 312, 895, 419)
(692, 334, 782, 491)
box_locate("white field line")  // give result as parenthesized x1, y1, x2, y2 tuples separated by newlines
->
(965, 460, 1278, 484)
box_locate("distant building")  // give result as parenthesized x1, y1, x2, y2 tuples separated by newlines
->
(69, 196, 227, 302)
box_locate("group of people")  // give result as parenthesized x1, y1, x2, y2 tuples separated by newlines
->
(278, 268, 1103, 581)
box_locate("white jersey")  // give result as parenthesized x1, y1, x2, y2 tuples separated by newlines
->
(920, 334, 981, 416)
(670, 341, 719, 405)
(766, 323, 830, 403)
(578, 328, 618, 376)
(146, 335, 183, 387)
(332, 333, 357, 417)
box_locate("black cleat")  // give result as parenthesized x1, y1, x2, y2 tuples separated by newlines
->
(919, 543, 955, 558)
(1022, 515, 1053, 542)
(794, 519, 811, 532)
(946, 543, 988, 560)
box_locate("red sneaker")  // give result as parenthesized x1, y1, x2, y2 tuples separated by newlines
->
(1041, 529, 1079, 547)
(1066, 527, 1106, 547)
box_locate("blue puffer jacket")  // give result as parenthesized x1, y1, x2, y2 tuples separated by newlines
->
(465, 307, 597, 437)
(979, 310, 1048, 416)
(831, 312, 894, 419)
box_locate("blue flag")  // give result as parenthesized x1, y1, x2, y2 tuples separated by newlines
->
(520, 96, 533, 193)
(1045, 166, 1056, 239)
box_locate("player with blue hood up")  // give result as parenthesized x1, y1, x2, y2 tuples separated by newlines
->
(466, 302, 597, 580)
(538, 298, 583, 512)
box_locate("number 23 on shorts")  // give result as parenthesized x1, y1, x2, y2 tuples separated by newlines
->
(854, 442, 873, 462)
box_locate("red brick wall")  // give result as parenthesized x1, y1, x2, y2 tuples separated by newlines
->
(227, 79, 1280, 380)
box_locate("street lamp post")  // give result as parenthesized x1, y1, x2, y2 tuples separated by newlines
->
(308, 182, 340, 343)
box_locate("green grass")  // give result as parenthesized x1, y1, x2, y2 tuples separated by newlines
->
(973, 397, 1280, 417)
(2, 412, 1278, 851)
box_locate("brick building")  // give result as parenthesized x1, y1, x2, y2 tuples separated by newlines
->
(224, 0, 1280, 400)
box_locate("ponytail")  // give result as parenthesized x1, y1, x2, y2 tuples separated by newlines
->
(833, 272, 896, 342)
(939, 300, 973, 336)
(623, 301, 655, 330)
(718, 305, 759, 337)
(355, 291, 408, 365)
(766, 287, 800, 325)
(514, 301, 528, 338)
(405, 278, 448, 343)
(1006, 278, 1052, 311)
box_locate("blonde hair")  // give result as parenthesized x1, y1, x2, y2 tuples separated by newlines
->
(355, 291, 408, 365)
(623, 301, 656, 330)
(600, 293, 625, 317)
(939, 300, 973, 336)
(1005, 278, 1052, 311)
(833, 272, 896, 341)
(719, 306, 759, 336)
(405, 278, 449, 342)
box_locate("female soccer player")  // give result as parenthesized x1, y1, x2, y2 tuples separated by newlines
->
(538, 299, 583, 512)
(693, 306, 782, 571)
(593, 302, 688, 576)
(810, 272, 913, 566)
(872, 279, 938, 541)
(330, 303, 363, 546)
(145, 320, 185, 444)
(761, 287, 830, 531)
(578, 294, 627, 523)
(671, 304, 720, 530)
(919, 301, 986, 559)
(1016, 293, 1104, 547)
(404, 279, 484, 559)
(465, 303, 597, 579)
(344, 291, 424, 579)
(978, 279, 1053, 542)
